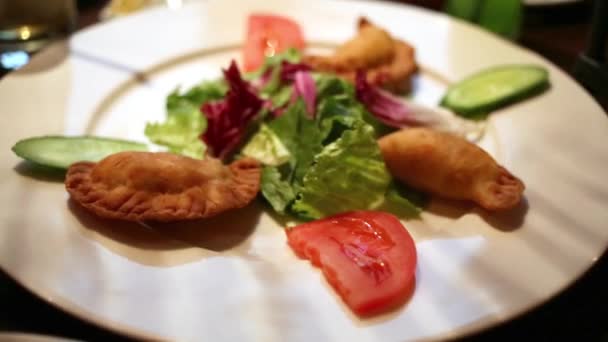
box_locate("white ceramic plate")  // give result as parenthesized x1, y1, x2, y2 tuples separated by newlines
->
(1, 1, 607, 341)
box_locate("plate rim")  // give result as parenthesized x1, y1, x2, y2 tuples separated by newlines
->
(1, 0, 607, 341)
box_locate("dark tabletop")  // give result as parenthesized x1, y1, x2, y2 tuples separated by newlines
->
(1, 1, 607, 341)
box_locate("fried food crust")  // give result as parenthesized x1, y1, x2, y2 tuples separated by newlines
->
(304, 18, 417, 93)
(378, 128, 525, 211)
(65, 152, 261, 222)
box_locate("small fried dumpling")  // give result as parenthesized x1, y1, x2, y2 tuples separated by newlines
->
(378, 128, 524, 211)
(307, 17, 395, 70)
(65, 152, 261, 222)
(304, 18, 417, 93)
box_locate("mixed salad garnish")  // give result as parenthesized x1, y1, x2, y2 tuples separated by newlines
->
(146, 50, 426, 221)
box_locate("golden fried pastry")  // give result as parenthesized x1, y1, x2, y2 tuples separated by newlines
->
(378, 128, 525, 211)
(311, 18, 395, 70)
(304, 18, 417, 93)
(363, 39, 417, 93)
(65, 152, 261, 222)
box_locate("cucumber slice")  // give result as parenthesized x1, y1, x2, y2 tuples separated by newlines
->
(441, 65, 549, 118)
(12, 136, 148, 170)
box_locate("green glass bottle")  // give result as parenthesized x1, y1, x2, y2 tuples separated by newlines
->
(444, 0, 522, 40)
(444, 0, 483, 22)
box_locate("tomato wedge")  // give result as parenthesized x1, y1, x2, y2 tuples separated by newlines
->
(243, 14, 306, 72)
(286, 211, 417, 316)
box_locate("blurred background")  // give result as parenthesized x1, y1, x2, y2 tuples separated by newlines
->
(1, 0, 607, 341)
(1, 0, 605, 106)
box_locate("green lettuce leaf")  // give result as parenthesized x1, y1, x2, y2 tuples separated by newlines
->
(314, 73, 391, 137)
(266, 100, 303, 154)
(268, 84, 293, 109)
(256, 73, 424, 220)
(316, 96, 362, 143)
(314, 73, 356, 100)
(241, 123, 290, 166)
(290, 122, 392, 220)
(267, 100, 324, 183)
(377, 181, 426, 219)
(245, 48, 302, 81)
(250, 49, 302, 110)
(144, 107, 207, 158)
(260, 64, 283, 96)
(145, 79, 227, 158)
(167, 80, 227, 108)
(260, 166, 296, 214)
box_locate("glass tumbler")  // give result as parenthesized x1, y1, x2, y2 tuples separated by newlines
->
(0, 0, 76, 70)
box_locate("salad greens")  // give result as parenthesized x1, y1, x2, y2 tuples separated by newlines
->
(145, 81, 227, 158)
(167, 80, 228, 107)
(201, 61, 266, 159)
(245, 48, 301, 82)
(260, 166, 296, 215)
(144, 53, 425, 221)
(257, 100, 397, 220)
(252, 95, 424, 220)
(247, 72, 422, 220)
(240, 123, 290, 166)
(290, 122, 391, 219)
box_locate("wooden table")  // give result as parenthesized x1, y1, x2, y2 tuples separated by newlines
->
(1, 1, 607, 341)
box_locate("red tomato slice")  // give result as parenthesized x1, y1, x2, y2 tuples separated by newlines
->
(286, 211, 417, 317)
(243, 14, 306, 72)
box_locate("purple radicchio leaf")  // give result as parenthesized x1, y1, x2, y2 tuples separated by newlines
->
(201, 60, 264, 160)
(291, 70, 317, 117)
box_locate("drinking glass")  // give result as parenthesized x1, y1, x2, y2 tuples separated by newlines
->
(0, 0, 76, 70)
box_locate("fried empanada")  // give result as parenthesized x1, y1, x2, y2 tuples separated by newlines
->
(304, 18, 417, 93)
(378, 128, 524, 211)
(65, 152, 261, 222)
(308, 18, 395, 70)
